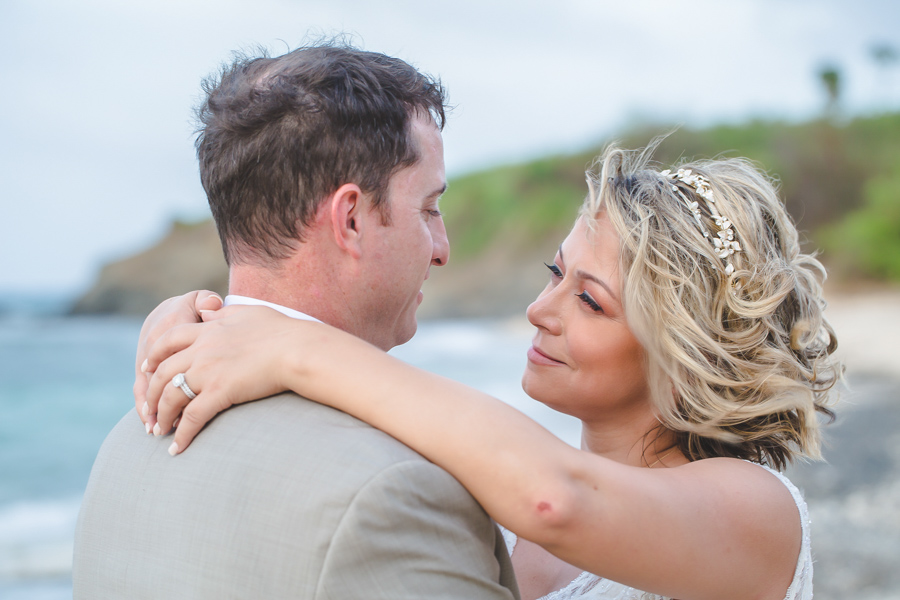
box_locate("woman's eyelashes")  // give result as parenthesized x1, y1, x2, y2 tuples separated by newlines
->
(545, 262, 604, 312)
(576, 291, 603, 313)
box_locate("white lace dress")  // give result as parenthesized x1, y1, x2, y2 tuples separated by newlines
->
(499, 463, 812, 600)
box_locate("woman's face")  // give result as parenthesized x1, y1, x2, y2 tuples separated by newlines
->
(522, 214, 650, 422)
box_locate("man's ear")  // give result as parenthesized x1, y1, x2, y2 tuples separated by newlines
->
(328, 183, 365, 259)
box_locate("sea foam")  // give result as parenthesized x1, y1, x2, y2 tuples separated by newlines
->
(0, 498, 80, 580)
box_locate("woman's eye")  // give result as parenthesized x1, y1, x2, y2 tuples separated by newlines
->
(576, 291, 603, 313)
(544, 262, 563, 278)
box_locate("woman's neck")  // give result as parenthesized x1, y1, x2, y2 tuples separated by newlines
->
(579, 410, 682, 468)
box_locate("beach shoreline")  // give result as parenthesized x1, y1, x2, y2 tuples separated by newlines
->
(1, 290, 898, 599)
(824, 287, 900, 381)
(784, 288, 900, 599)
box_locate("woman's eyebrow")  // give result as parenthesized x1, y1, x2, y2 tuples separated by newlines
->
(576, 270, 617, 301)
(560, 244, 618, 301)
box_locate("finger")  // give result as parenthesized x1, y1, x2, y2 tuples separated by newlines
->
(144, 409, 157, 436)
(170, 392, 231, 455)
(140, 368, 158, 434)
(195, 291, 223, 313)
(133, 293, 195, 419)
(155, 366, 200, 434)
(153, 374, 196, 436)
(134, 365, 159, 433)
(145, 347, 196, 421)
(134, 362, 149, 425)
(144, 322, 206, 373)
(199, 304, 248, 323)
(133, 304, 168, 423)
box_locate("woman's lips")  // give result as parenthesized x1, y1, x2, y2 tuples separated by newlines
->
(527, 345, 564, 366)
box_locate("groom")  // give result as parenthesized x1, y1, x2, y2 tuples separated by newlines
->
(73, 44, 519, 599)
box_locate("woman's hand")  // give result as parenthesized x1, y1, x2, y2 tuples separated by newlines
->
(134, 291, 223, 432)
(143, 305, 308, 454)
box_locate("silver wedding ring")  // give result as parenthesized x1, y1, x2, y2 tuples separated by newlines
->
(171, 373, 197, 400)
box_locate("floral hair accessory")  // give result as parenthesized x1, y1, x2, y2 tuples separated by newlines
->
(660, 168, 742, 275)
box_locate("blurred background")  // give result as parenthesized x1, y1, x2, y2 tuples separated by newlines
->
(1, 0, 899, 598)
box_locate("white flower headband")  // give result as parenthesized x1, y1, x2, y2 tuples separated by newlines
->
(660, 168, 742, 275)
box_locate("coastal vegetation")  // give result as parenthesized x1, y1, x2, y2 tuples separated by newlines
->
(73, 111, 900, 316)
(441, 112, 900, 282)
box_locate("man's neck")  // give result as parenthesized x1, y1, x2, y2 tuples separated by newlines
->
(227, 261, 353, 335)
(223, 295, 321, 322)
(225, 225, 390, 349)
(229, 269, 322, 320)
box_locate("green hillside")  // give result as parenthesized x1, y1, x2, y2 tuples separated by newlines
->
(74, 112, 900, 316)
(440, 113, 900, 282)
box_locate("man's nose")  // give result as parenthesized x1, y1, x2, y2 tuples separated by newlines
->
(431, 220, 450, 266)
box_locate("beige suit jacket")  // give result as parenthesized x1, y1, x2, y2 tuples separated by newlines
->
(74, 393, 520, 599)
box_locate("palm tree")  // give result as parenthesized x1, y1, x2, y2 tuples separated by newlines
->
(870, 43, 898, 109)
(818, 65, 841, 118)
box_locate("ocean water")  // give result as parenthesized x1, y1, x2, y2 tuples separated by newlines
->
(0, 307, 580, 599)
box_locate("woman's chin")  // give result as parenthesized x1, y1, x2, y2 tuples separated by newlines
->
(521, 375, 560, 411)
(520, 372, 535, 398)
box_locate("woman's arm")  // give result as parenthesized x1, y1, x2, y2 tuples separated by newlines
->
(144, 307, 589, 536)
(144, 307, 801, 600)
(144, 308, 571, 502)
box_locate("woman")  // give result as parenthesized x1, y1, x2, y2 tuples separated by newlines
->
(139, 144, 839, 600)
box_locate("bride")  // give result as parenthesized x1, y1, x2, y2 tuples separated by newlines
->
(137, 144, 839, 600)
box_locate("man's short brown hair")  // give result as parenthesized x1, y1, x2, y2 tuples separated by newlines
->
(195, 42, 447, 265)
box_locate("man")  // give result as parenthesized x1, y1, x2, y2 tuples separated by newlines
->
(73, 44, 519, 599)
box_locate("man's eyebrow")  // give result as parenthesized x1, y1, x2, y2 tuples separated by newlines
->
(559, 245, 619, 301)
(431, 183, 448, 198)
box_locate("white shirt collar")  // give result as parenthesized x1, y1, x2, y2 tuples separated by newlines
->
(223, 295, 322, 323)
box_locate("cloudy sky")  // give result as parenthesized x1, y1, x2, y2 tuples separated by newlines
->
(1, 0, 898, 294)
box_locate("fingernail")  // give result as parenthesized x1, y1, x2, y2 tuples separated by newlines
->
(199, 310, 214, 315)
(168, 442, 179, 456)
(140, 359, 149, 373)
(142, 402, 149, 417)
(173, 417, 181, 428)
(153, 423, 161, 436)
(145, 421, 151, 435)
(210, 293, 223, 304)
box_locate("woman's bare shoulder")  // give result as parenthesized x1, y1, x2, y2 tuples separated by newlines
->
(675, 457, 803, 558)
(675, 457, 800, 509)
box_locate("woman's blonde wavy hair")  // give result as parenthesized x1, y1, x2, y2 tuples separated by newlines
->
(583, 140, 840, 470)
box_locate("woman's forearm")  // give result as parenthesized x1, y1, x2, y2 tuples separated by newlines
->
(283, 321, 590, 545)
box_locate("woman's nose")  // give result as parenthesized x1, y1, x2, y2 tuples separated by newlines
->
(526, 283, 563, 335)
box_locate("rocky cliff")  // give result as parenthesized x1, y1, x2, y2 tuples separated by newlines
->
(69, 216, 561, 319)
(71, 220, 229, 316)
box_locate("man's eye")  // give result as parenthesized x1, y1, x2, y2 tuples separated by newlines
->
(544, 262, 563, 278)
